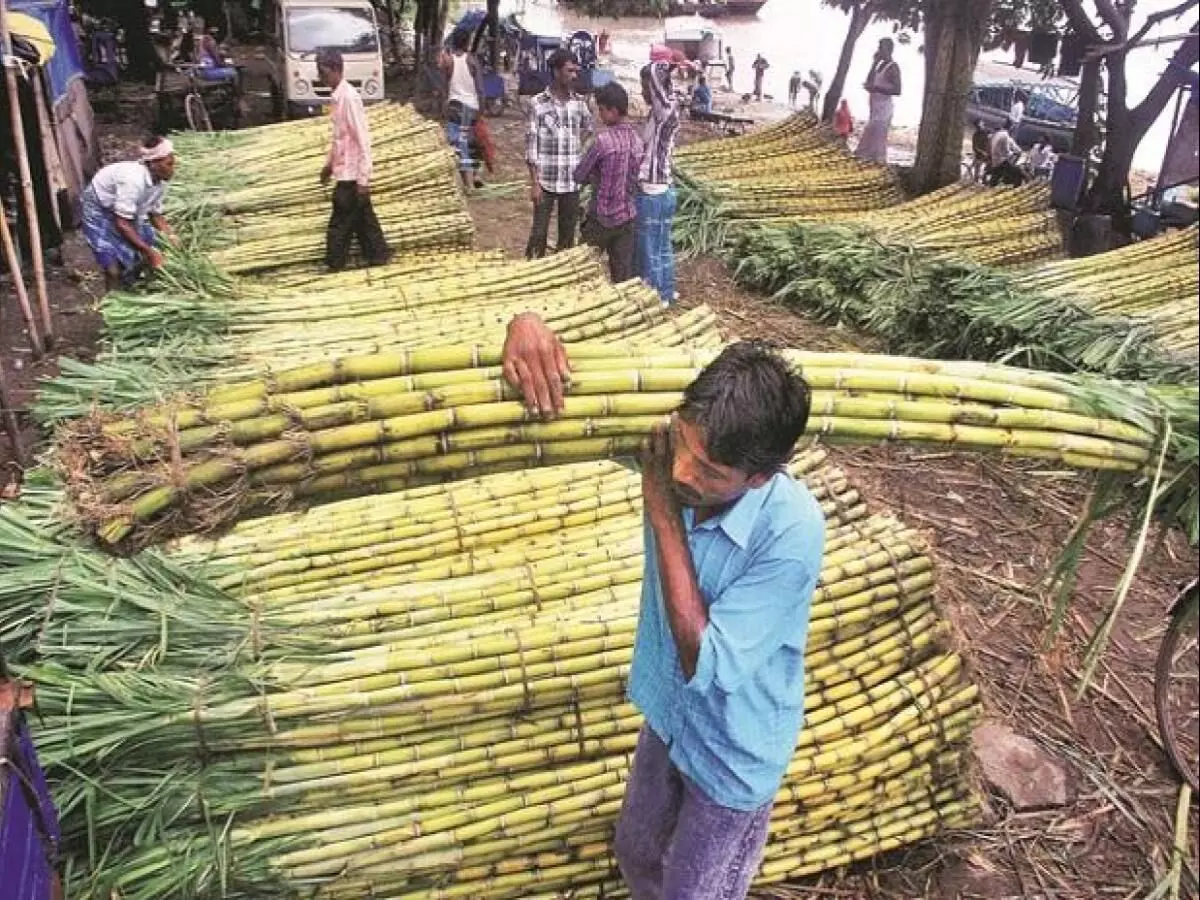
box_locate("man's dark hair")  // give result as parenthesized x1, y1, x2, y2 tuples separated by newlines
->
(316, 48, 345, 73)
(679, 341, 811, 476)
(142, 134, 167, 150)
(450, 30, 470, 52)
(594, 81, 628, 115)
(547, 48, 578, 73)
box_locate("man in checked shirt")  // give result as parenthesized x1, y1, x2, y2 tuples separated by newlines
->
(525, 49, 593, 260)
(317, 49, 391, 272)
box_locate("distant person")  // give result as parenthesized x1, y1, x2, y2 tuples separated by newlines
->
(832, 98, 854, 146)
(1010, 91, 1026, 129)
(81, 136, 179, 290)
(788, 70, 802, 107)
(971, 119, 991, 182)
(318, 48, 391, 271)
(525, 49, 593, 259)
(752, 53, 769, 101)
(724, 46, 735, 91)
(987, 118, 1024, 187)
(574, 82, 643, 283)
(691, 73, 713, 114)
(441, 30, 486, 191)
(1028, 134, 1056, 179)
(637, 53, 682, 305)
(855, 38, 901, 164)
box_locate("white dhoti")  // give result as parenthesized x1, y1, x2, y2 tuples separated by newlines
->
(855, 93, 893, 164)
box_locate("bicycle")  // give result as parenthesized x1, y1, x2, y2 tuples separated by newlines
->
(1155, 578, 1199, 792)
(178, 64, 213, 132)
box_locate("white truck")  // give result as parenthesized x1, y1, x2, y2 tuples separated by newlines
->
(264, 0, 385, 119)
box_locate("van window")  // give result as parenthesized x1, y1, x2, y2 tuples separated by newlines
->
(286, 6, 379, 55)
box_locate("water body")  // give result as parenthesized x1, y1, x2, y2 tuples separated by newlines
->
(496, 0, 1191, 172)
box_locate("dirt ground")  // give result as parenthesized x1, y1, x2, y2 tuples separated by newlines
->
(1, 70, 1196, 899)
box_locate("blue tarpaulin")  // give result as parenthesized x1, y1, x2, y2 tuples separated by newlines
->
(9, 0, 85, 103)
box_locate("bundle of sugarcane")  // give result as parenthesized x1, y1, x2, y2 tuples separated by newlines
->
(37, 249, 723, 423)
(829, 182, 1063, 268)
(674, 115, 904, 255)
(168, 104, 474, 274)
(54, 342, 1188, 550)
(727, 222, 1195, 384)
(1013, 227, 1199, 359)
(3, 452, 981, 899)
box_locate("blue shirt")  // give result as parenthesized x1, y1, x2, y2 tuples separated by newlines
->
(629, 471, 825, 811)
(692, 84, 713, 113)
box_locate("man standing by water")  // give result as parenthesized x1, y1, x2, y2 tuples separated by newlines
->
(318, 49, 391, 271)
(500, 315, 825, 900)
(752, 53, 770, 101)
(525, 49, 593, 259)
(637, 53, 682, 305)
(724, 46, 736, 91)
(788, 70, 802, 107)
(854, 38, 901, 164)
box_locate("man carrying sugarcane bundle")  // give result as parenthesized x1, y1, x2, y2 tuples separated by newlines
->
(81, 136, 179, 291)
(317, 48, 391, 272)
(503, 314, 825, 899)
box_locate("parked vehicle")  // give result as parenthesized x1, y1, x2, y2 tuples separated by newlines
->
(663, 14, 722, 65)
(263, 0, 385, 119)
(964, 80, 1080, 152)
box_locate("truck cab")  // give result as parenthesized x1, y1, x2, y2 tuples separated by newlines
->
(264, 0, 385, 118)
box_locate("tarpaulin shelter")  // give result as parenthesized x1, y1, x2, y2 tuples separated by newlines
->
(7, 0, 98, 219)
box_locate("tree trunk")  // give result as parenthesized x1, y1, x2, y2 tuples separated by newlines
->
(911, 0, 991, 193)
(1083, 24, 1199, 236)
(1071, 58, 1102, 156)
(1084, 50, 1132, 223)
(821, 3, 872, 123)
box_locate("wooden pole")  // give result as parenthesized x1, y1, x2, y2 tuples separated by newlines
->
(0, 347, 23, 469)
(29, 72, 64, 231)
(0, 0, 54, 351)
(0, 199, 42, 357)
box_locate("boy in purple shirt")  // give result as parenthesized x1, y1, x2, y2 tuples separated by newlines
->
(573, 82, 644, 283)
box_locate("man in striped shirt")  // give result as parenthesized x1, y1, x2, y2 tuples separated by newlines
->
(318, 49, 391, 271)
(525, 49, 593, 259)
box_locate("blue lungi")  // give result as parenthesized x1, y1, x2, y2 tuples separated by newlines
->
(635, 187, 677, 305)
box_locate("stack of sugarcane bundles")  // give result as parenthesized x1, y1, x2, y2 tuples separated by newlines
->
(168, 104, 474, 275)
(728, 222, 1195, 383)
(1013, 226, 1199, 360)
(674, 114, 904, 255)
(2, 450, 980, 898)
(36, 250, 721, 423)
(53, 343, 1191, 550)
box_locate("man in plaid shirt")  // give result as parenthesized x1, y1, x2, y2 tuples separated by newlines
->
(525, 49, 593, 259)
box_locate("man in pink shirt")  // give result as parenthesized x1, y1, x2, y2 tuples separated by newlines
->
(317, 49, 391, 271)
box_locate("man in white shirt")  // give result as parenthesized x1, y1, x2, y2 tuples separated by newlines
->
(81, 136, 179, 290)
(1010, 91, 1026, 129)
(987, 119, 1024, 187)
(1028, 135, 1056, 178)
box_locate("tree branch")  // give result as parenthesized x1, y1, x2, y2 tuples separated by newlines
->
(1128, 0, 1198, 49)
(1130, 23, 1199, 133)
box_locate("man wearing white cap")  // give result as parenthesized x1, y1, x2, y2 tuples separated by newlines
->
(81, 135, 179, 290)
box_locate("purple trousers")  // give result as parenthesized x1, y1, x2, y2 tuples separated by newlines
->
(614, 725, 772, 900)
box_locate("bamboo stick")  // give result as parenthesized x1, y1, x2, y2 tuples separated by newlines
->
(0, 197, 40, 356)
(0, 1, 52, 349)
